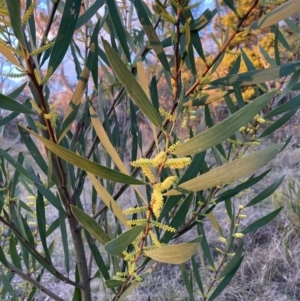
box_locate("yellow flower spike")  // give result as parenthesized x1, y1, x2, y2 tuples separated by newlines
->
(159, 107, 176, 122)
(239, 205, 244, 210)
(33, 68, 42, 85)
(164, 157, 191, 169)
(238, 214, 247, 219)
(154, 176, 178, 192)
(141, 166, 156, 183)
(148, 230, 162, 248)
(168, 141, 181, 153)
(232, 233, 244, 238)
(151, 190, 164, 218)
(152, 151, 167, 167)
(128, 262, 136, 275)
(130, 158, 153, 167)
(30, 99, 42, 115)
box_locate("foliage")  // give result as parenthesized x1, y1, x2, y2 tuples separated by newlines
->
(0, 0, 299, 300)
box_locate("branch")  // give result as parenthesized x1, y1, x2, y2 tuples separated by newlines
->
(7, 262, 65, 301)
(37, 0, 61, 63)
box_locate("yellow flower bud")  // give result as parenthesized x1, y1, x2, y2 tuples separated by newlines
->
(232, 233, 244, 238)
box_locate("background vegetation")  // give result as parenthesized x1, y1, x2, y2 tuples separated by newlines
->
(0, 0, 300, 300)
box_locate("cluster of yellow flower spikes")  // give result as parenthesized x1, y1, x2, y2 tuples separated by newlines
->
(130, 142, 191, 218)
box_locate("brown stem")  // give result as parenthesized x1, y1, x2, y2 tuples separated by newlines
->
(185, 0, 259, 98)
(7, 262, 65, 301)
(37, 0, 61, 63)
(23, 48, 92, 301)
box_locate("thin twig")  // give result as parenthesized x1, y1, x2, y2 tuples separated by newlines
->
(7, 262, 65, 301)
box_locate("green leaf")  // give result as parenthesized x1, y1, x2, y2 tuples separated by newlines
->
(18, 124, 48, 176)
(102, 39, 163, 129)
(9, 236, 22, 270)
(0, 93, 35, 114)
(247, 0, 300, 31)
(133, 0, 170, 72)
(48, 0, 81, 74)
(20, 125, 144, 185)
(181, 263, 195, 301)
(260, 108, 299, 138)
(173, 91, 277, 156)
(105, 0, 131, 61)
(144, 237, 201, 264)
(222, 0, 238, 15)
(183, 91, 234, 106)
(36, 191, 52, 264)
(208, 256, 244, 301)
(246, 176, 285, 207)
(210, 62, 300, 87)
(105, 279, 125, 288)
(71, 205, 111, 245)
(59, 209, 69, 275)
(265, 94, 300, 118)
(75, 0, 105, 29)
(191, 256, 204, 294)
(218, 243, 243, 279)
(104, 226, 144, 256)
(84, 229, 110, 280)
(5, 0, 26, 46)
(216, 170, 271, 202)
(167, 144, 284, 196)
(0, 245, 8, 268)
(190, 8, 217, 32)
(242, 207, 283, 234)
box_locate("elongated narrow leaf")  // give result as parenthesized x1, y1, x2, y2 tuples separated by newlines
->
(242, 207, 283, 234)
(20, 125, 144, 185)
(9, 236, 22, 270)
(0, 245, 8, 268)
(211, 62, 300, 87)
(183, 91, 234, 106)
(246, 176, 285, 207)
(260, 108, 298, 138)
(0, 93, 35, 114)
(190, 8, 217, 32)
(174, 91, 277, 156)
(102, 39, 163, 129)
(265, 94, 300, 118)
(222, 0, 238, 15)
(47, 0, 81, 74)
(105, 0, 130, 61)
(36, 192, 52, 264)
(90, 107, 146, 202)
(71, 205, 111, 245)
(5, 0, 25, 46)
(105, 279, 125, 288)
(191, 256, 204, 294)
(87, 173, 129, 228)
(218, 243, 243, 279)
(133, 0, 170, 72)
(76, 0, 105, 29)
(145, 237, 201, 264)
(59, 209, 69, 275)
(104, 226, 144, 256)
(247, 0, 300, 31)
(58, 44, 95, 143)
(208, 257, 244, 301)
(0, 45, 24, 69)
(167, 144, 284, 196)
